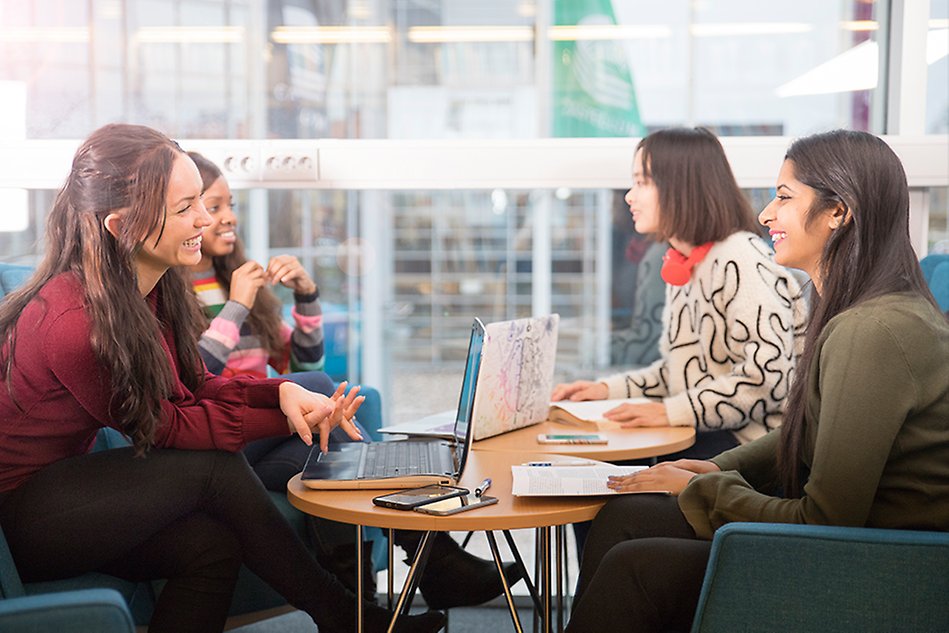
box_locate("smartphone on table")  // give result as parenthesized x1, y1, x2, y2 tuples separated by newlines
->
(536, 433, 608, 445)
(372, 484, 469, 510)
(414, 493, 499, 516)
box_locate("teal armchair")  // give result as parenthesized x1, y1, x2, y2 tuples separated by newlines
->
(0, 589, 135, 633)
(691, 522, 949, 633)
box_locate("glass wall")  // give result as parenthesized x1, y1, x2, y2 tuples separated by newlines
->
(1, 0, 910, 140)
(928, 0, 948, 134)
(1, 0, 946, 421)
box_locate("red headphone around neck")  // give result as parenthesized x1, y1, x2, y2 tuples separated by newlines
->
(660, 242, 715, 286)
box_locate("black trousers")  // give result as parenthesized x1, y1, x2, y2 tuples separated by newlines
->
(0, 448, 360, 633)
(566, 494, 710, 633)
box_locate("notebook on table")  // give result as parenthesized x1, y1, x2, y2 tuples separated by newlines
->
(300, 318, 486, 490)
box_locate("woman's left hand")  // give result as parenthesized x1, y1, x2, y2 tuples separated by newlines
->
(603, 401, 670, 428)
(267, 254, 317, 295)
(607, 462, 698, 496)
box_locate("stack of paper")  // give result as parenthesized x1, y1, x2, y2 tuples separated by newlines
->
(511, 463, 647, 496)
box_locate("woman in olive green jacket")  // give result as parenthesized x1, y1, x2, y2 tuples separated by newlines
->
(566, 130, 949, 633)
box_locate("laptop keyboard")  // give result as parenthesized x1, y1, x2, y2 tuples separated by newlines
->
(362, 441, 445, 478)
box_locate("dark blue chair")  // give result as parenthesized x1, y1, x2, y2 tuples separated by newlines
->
(691, 522, 949, 633)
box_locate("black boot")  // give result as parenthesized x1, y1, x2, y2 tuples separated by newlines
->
(308, 517, 379, 604)
(395, 530, 524, 610)
(293, 564, 445, 633)
(317, 541, 379, 604)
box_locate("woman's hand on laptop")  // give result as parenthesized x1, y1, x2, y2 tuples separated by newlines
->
(279, 381, 364, 451)
(551, 380, 609, 402)
(323, 382, 365, 445)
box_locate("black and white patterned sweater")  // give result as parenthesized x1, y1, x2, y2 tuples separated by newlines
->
(601, 231, 807, 444)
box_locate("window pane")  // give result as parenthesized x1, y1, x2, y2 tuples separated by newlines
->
(927, 0, 949, 133)
(1, 0, 892, 140)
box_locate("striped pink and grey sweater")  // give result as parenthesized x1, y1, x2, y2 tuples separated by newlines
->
(191, 271, 325, 379)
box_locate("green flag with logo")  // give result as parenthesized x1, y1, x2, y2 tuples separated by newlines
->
(552, 0, 646, 137)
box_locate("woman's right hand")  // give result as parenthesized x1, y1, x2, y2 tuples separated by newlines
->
(279, 381, 364, 452)
(551, 380, 609, 402)
(229, 260, 266, 309)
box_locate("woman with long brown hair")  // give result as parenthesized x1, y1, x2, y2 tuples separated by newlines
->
(0, 123, 444, 633)
(565, 130, 949, 632)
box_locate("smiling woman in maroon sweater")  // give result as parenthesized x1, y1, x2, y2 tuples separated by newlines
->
(0, 124, 444, 633)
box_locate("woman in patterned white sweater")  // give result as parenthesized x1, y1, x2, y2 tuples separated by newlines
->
(553, 127, 806, 459)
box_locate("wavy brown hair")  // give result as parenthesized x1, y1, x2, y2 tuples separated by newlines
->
(637, 127, 760, 244)
(0, 123, 207, 454)
(186, 152, 285, 359)
(777, 130, 941, 497)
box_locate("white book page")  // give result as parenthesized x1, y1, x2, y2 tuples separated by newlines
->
(511, 464, 648, 496)
(549, 397, 652, 424)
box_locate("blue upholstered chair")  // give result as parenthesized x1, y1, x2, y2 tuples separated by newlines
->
(0, 262, 387, 628)
(921, 253, 949, 313)
(690, 522, 949, 633)
(0, 589, 135, 633)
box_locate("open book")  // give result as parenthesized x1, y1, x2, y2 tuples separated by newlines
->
(548, 397, 653, 428)
(511, 461, 649, 496)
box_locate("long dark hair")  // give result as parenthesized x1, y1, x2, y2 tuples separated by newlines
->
(0, 124, 207, 454)
(186, 152, 285, 358)
(637, 127, 760, 244)
(778, 130, 940, 497)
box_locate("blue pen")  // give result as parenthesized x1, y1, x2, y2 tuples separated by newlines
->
(474, 478, 492, 497)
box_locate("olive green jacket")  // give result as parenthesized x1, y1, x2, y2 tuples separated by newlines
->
(678, 293, 949, 539)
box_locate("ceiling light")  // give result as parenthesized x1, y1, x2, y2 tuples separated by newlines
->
(776, 30, 947, 97)
(407, 26, 533, 43)
(691, 23, 813, 37)
(548, 24, 671, 41)
(134, 26, 244, 44)
(0, 27, 89, 43)
(271, 26, 392, 44)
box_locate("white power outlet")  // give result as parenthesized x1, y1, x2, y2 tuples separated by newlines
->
(260, 149, 318, 181)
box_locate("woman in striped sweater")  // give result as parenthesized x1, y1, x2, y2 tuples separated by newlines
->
(185, 152, 520, 610)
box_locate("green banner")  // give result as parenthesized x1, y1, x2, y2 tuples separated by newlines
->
(552, 0, 646, 138)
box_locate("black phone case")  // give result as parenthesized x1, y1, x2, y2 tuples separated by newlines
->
(371, 485, 468, 510)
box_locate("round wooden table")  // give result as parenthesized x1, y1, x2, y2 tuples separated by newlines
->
(288, 450, 608, 633)
(472, 420, 695, 461)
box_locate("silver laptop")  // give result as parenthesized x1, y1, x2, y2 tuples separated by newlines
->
(300, 318, 485, 490)
(471, 314, 559, 440)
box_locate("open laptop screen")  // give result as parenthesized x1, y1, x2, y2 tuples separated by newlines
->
(452, 318, 485, 477)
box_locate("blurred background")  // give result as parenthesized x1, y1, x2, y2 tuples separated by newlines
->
(1, 0, 947, 423)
